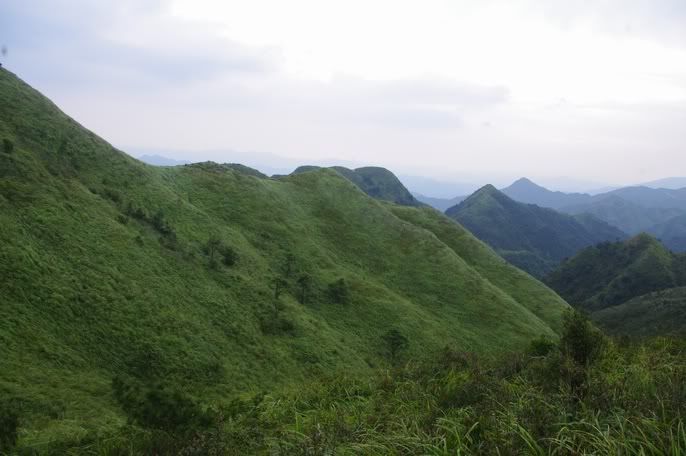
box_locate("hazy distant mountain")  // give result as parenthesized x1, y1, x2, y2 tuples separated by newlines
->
(647, 214, 686, 252)
(546, 234, 686, 313)
(501, 177, 592, 209)
(446, 185, 626, 277)
(413, 193, 466, 211)
(292, 165, 423, 206)
(604, 186, 686, 211)
(641, 177, 686, 190)
(561, 195, 684, 235)
(398, 175, 485, 199)
(138, 154, 191, 166)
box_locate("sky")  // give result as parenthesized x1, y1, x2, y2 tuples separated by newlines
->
(2, 0, 686, 191)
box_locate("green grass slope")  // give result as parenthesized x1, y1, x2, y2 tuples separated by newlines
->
(445, 185, 626, 278)
(0, 68, 568, 448)
(592, 287, 686, 336)
(545, 234, 686, 312)
(292, 164, 422, 206)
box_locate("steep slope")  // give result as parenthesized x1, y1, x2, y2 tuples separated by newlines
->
(292, 165, 422, 206)
(545, 234, 686, 312)
(445, 185, 626, 277)
(647, 213, 686, 252)
(592, 287, 686, 336)
(0, 68, 568, 447)
(561, 194, 684, 234)
(502, 177, 592, 209)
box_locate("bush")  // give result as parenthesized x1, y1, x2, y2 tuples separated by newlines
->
(0, 404, 19, 453)
(327, 278, 350, 304)
(112, 376, 212, 434)
(560, 310, 606, 366)
(382, 328, 409, 364)
(2, 138, 13, 154)
(220, 245, 238, 266)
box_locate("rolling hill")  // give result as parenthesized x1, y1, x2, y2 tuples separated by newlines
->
(292, 165, 422, 206)
(592, 287, 686, 336)
(545, 234, 686, 312)
(0, 68, 569, 449)
(445, 185, 626, 277)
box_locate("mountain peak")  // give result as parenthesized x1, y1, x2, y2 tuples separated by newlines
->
(509, 177, 543, 189)
(475, 183, 499, 195)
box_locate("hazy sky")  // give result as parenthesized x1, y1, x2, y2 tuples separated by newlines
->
(2, 0, 686, 186)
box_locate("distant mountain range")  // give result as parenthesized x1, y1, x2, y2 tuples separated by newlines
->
(445, 185, 626, 277)
(412, 193, 465, 211)
(137, 154, 191, 166)
(418, 176, 686, 253)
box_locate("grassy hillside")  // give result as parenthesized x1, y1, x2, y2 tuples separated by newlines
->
(545, 234, 686, 312)
(592, 287, 686, 336)
(292, 165, 422, 206)
(445, 185, 626, 278)
(0, 68, 568, 450)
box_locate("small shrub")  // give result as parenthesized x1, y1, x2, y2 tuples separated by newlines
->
(2, 138, 13, 154)
(220, 245, 238, 266)
(260, 315, 296, 335)
(327, 278, 350, 304)
(382, 328, 409, 364)
(112, 376, 212, 434)
(560, 310, 605, 366)
(529, 335, 556, 357)
(0, 404, 19, 453)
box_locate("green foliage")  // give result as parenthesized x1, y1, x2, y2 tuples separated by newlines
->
(112, 376, 212, 433)
(0, 404, 19, 453)
(560, 310, 606, 366)
(528, 335, 556, 357)
(51, 336, 686, 454)
(382, 328, 409, 363)
(546, 234, 686, 312)
(2, 137, 12, 154)
(327, 277, 350, 304)
(296, 273, 312, 305)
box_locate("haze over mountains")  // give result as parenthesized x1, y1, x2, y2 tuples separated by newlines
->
(445, 185, 626, 277)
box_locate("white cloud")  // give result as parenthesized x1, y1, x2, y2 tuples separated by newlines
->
(3, 0, 686, 185)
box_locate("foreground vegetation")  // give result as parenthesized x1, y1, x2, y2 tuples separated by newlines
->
(3, 311, 685, 454)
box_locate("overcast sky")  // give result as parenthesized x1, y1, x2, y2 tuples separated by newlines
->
(2, 0, 686, 187)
